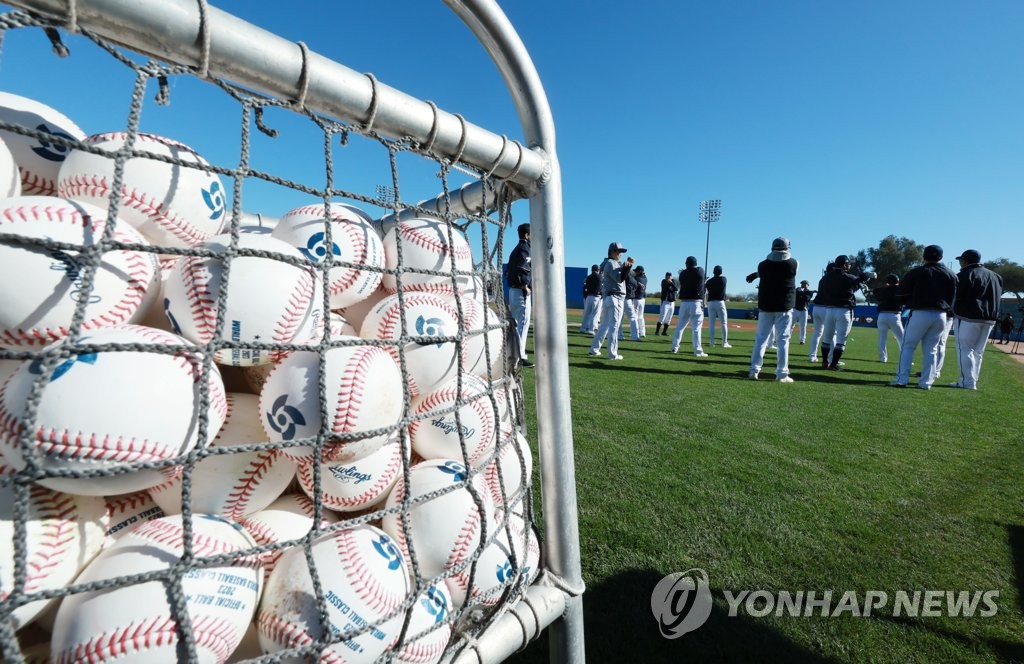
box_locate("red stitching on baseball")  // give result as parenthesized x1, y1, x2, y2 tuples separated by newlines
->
(221, 449, 284, 520)
(271, 267, 316, 362)
(19, 171, 57, 196)
(331, 347, 379, 442)
(398, 222, 472, 261)
(176, 256, 219, 343)
(256, 611, 346, 664)
(54, 614, 238, 664)
(336, 528, 403, 617)
(296, 444, 401, 511)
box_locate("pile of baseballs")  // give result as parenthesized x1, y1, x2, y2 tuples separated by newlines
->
(0, 92, 536, 663)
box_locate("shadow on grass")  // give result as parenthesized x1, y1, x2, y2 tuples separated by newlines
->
(871, 612, 1024, 662)
(1010, 523, 1024, 613)
(508, 569, 834, 664)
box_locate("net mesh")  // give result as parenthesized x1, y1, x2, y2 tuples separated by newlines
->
(0, 9, 540, 663)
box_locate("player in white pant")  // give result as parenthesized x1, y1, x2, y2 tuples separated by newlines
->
(751, 310, 794, 379)
(629, 265, 648, 340)
(814, 256, 873, 370)
(817, 306, 852, 366)
(672, 300, 706, 355)
(889, 244, 957, 389)
(580, 264, 602, 334)
(656, 272, 676, 336)
(745, 236, 799, 381)
(933, 316, 954, 379)
(792, 280, 815, 344)
(506, 223, 533, 367)
(706, 300, 729, 347)
(871, 274, 904, 362)
(589, 242, 634, 360)
(950, 249, 1003, 390)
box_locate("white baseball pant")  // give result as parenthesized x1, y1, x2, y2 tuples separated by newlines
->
(591, 295, 625, 358)
(658, 300, 675, 326)
(953, 318, 995, 389)
(876, 312, 904, 363)
(750, 310, 794, 378)
(934, 316, 954, 377)
(507, 287, 531, 361)
(672, 300, 705, 354)
(631, 298, 647, 338)
(581, 294, 602, 333)
(707, 300, 728, 346)
(792, 308, 809, 343)
(895, 309, 947, 388)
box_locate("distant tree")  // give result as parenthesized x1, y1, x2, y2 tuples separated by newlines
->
(985, 258, 1024, 298)
(858, 235, 925, 282)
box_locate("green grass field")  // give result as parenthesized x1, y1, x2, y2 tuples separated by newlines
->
(509, 314, 1024, 663)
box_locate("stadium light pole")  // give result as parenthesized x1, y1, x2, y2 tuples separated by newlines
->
(699, 199, 722, 278)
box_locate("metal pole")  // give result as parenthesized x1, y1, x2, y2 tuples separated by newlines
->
(699, 199, 721, 281)
(443, 2, 585, 663)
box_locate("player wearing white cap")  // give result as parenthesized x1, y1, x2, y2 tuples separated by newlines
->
(746, 237, 799, 382)
(589, 242, 634, 360)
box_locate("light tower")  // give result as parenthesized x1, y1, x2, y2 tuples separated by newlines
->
(699, 199, 722, 278)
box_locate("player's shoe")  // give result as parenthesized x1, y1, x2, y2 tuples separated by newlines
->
(722, 343, 732, 348)
(888, 381, 907, 388)
(777, 376, 794, 383)
(694, 351, 709, 358)
(609, 354, 624, 360)
(587, 349, 600, 357)
(748, 370, 759, 380)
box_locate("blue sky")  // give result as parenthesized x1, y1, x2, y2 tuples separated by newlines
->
(1, 1, 1021, 296)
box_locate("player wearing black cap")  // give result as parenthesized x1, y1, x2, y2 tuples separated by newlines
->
(580, 264, 602, 334)
(792, 280, 816, 344)
(671, 256, 708, 357)
(745, 236, 799, 381)
(815, 255, 875, 370)
(807, 265, 832, 363)
(656, 271, 677, 336)
(705, 266, 732, 348)
(951, 249, 1003, 389)
(871, 274, 904, 362)
(507, 223, 533, 367)
(890, 244, 957, 389)
(628, 265, 649, 340)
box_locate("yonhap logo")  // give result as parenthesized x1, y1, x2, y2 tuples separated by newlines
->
(651, 568, 713, 638)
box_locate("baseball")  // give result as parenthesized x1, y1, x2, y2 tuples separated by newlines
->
(0, 136, 22, 197)
(148, 393, 297, 519)
(381, 458, 494, 586)
(0, 91, 86, 196)
(447, 508, 540, 608)
(359, 291, 463, 398)
(57, 131, 227, 249)
(409, 373, 497, 465)
(338, 285, 388, 333)
(485, 430, 533, 510)
(50, 514, 262, 664)
(102, 490, 166, 542)
(258, 343, 403, 463)
(237, 492, 338, 581)
(271, 202, 385, 309)
(390, 583, 453, 664)
(382, 217, 474, 293)
(0, 466, 107, 629)
(162, 233, 324, 366)
(295, 433, 406, 513)
(257, 524, 410, 663)
(0, 196, 160, 349)
(0, 324, 228, 495)
(461, 296, 508, 381)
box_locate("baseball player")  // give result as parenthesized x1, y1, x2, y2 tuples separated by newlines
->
(671, 256, 708, 357)
(705, 265, 731, 348)
(792, 280, 815, 344)
(630, 265, 648, 340)
(871, 274, 904, 362)
(656, 271, 677, 336)
(814, 255, 874, 370)
(589, 241, 634, 360)
(580, 264, 602, 334)
(807, 265, 832, 363)
(891, 244, 957, 389)
(745, 236, 799, 381)
(951, 249, 1003, 389)
(506, 223, 533, 368)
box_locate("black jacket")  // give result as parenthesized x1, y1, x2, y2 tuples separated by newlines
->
(705, 275, 727, 301)
(678, 267, 706, 300)
(897, 263, 957, 312)
(661, 278, 678, 302)
(871, 285, 903, 313)
(583, 272, 601, 297)
(954, 264, 1003, 321)
(507, 240, 531, 289)
(793, 287, 815, 311)
(752, 258, 798, 312)
(818, 269, 870, 309)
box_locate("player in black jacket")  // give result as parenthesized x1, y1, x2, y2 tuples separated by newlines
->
(891, 244, 957, 389)
(745, 237, 798, 381)
(792, 280, 815, 344)
(656, 272, 677, 336)
(580, 264, 602, 334)
(815, 255, 875, 370)
(870, 274, 904, 362)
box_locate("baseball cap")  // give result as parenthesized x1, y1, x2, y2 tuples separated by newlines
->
(923, 245, 943, 261)
(834, 254, 850, 266)
(800, 280, 809, 285)
(955, 249, 981, 263)
(685, 256, 697, 267)
(608, 241, 627, 254)
(886, 274, 899, 285)
(772, 237, 790, 251)
(591, 264, 600, 272)
(665, 271, 672, 277)
(635, 265, 645, 273)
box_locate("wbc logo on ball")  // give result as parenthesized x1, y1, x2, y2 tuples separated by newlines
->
(299, 231, 342, 262)
(651, 568, 714, 638)
(201, 180, 226, 221)
(30, 123, 76, 162)
(415, 315, 447, 348)
(28, 348, 98, 381)
(422, 585, 449, 624)
(372, 533, 404, 571)
(265, 394, 307, 440)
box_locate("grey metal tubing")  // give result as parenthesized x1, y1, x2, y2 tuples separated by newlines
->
(3, 0, 548, 190)
(444, 2, 585, 663)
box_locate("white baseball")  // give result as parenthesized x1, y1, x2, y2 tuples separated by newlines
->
(0, 466, 107, 629)
(485, 431, 533, 510)
(258, 343, 403, 463)
(163, 233, 324, 366)
(461, 296, 508, 381)
(381, 459, 494, 585)
(382, 217, 474, 293)
(57, 131, 227, 248)
(409, 373, 497, 465)
(50, 514, 262, 664)
(390, 583, 453, 664)
(359, 291, 463, 398)
(103, 491, 166, 542)
(296, 433, 406, 513)
(148, 393, 297, 519)
(0, 136, 22, 197)
(0, 196, 160, 349)
(238, 493, 338, 581)
(447, 508, 540, 608)
(0, 324, 228, 495)
(271, 202, 385, 309)
(257, 524, 410, 663)
(0, 91, 86, 196)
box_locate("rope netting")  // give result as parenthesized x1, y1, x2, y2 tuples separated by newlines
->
(0, 9, 545, 663)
